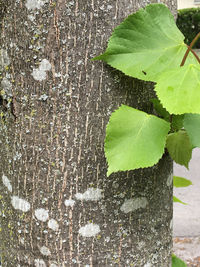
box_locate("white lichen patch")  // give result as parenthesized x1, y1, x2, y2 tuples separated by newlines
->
(2, 174, 12, 192)
(75, 188, 102, 201)
(39, 94, 48, 101)
(25, 0, 49, 10)
(120, 197, 148, 214)
(144, 262, 152, 267)
(40, 246, 51, 256)
(31, 59, 51, 81)
(39, 59, 51, 71)
(48, 219, 59, 231)
(1, 77, 12, 96)
(11, 196, 30, 212)
(34, 259, 46, 267)
(28, 15, 36, 21)
(79, 223, 100, 237)
(0, 49, 10, 71)
(19, 237, 25, 245)
(167, 173, 173, 186)
(35, 208, 49, 222)
(64, 199, 75, 207)
(50, 263, 58, 267)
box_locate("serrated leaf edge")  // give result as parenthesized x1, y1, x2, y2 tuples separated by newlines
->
(105, 105, 170, 176)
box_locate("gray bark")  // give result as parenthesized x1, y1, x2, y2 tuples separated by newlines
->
(0, 0, 176, 266)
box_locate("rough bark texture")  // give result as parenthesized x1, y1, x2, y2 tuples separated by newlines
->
(0, 0, 176, 266)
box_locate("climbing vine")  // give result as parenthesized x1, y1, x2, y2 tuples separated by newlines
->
(93, 3, 199, 266)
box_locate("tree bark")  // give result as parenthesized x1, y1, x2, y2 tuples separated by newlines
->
(0, 0, 176, 266)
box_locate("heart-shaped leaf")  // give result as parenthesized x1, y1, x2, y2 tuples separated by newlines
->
(93, 4, 197, 82)
(171, 115, 184, 131)
(155, 64, 200, 114)
(184, 113, 200, 147)
(105, 105, 170, 176)
(166, 130, 192, 168)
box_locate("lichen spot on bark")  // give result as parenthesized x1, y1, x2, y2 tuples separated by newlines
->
(79, 223, 101, 237)
(34, 259, 46, 267)
(64, 199, 75, 207)
(1, 78, 12, 97)
(48, 218, 59, 231)
(50, 263, 58, 267)
(75, 188, 102, 201)
(167, 173, 173, 186)
(34, 208, 49, 222)
(25, 0, 49, 10)
(40, 246, 51, 256)
(120, 197, 148, 213)
(39, 94, 48, 101)
(0, 49, 10, 71)
(11, 196, 31, 212)
(2, 174, 12, 192)
(31, 59, 51, 81)
(144, 262, 152, 267)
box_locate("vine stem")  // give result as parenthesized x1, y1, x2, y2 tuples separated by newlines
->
(181, 32, 200, 66)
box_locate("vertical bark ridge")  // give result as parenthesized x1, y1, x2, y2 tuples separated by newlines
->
(0, 0, 176, 266)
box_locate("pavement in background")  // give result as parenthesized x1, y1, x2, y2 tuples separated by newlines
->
(173, 148, 200, 266)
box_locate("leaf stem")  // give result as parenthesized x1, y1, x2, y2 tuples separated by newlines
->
(181, 32, 200, 66)
(188, 47, 200, 64)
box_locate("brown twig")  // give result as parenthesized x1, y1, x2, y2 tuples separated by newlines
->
(188, 47, 200, 64)
(181, 32, 200, 66)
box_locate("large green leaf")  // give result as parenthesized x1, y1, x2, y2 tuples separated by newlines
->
(172, 254, 187, 267)
(166, 130, 192, 168)
(173, 196, 187, 205)
(155, 64, 200, 114)
(184, 113, 200, 147)
(173, 176, 192, 187)
(93, 4, 197, 82)
(105, 105, 170, 176)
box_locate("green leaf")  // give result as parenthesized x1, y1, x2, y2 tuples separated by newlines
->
(155, 64, 200, 114)
(93, 4, 197, 82)
(171, 115, 184, 131)
(150, 98, 170, 121)
(184, 113, 200, 147)
(172, 254, 187, 266)
(173, 196, 187, 205)
(105, 105, 170, 176)
(166, 130, 192, 168)
(173, 176, 192, 187)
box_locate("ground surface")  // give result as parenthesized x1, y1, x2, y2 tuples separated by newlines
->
(173, 148, 200, 266)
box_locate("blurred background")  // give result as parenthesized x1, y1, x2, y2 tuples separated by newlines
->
(173, 1, 200, 265)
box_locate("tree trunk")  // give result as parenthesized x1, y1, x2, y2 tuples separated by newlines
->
(0, 1, 176, 266)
